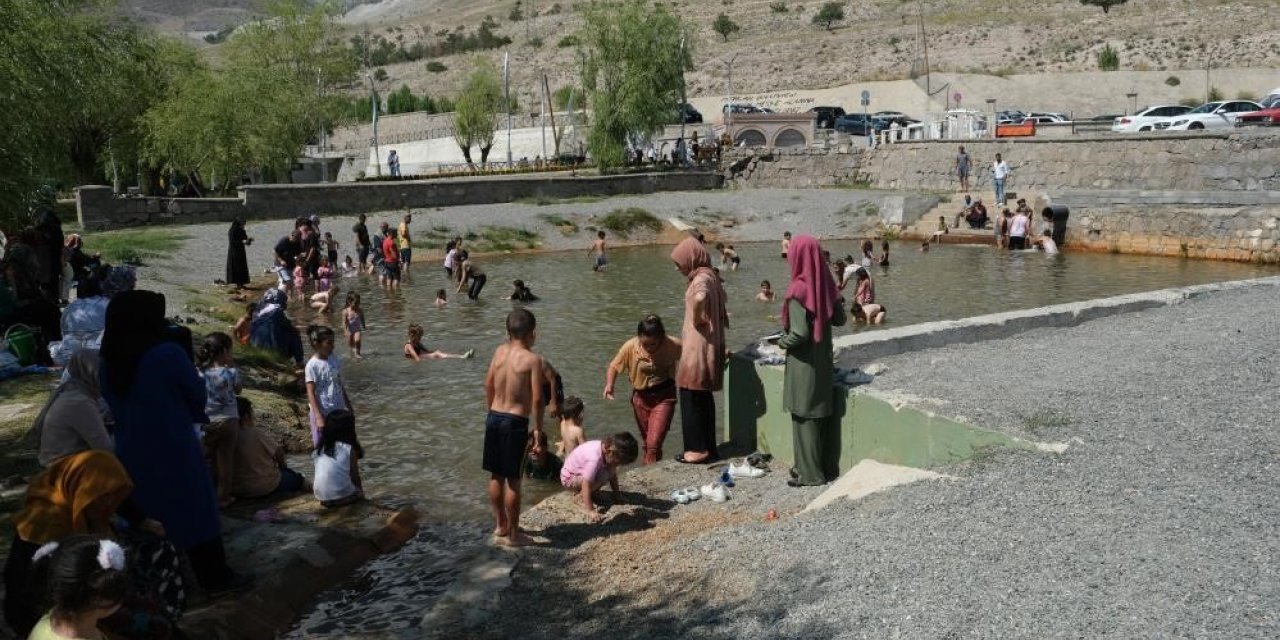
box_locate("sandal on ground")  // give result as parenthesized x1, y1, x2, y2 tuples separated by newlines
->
(675, 453, 715, 464)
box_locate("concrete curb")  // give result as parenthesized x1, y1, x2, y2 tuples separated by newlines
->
(833, 275, 1280, 368)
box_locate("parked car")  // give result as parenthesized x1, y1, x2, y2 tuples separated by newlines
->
(675, 102, 703, 124)
(809, 106, 846, 129)
(1236, 106, 1280, 126)
(1111, 105, 1193, 132)
(834, 113, 889, 136)
(1021, 115, 1067, 124)
(1161, 100, 1263, 130)
(873, 110, 911, 121)
(723, 103, 767, 115)
(1026, 111, 1069, 121)
(995, 110, 1026, 125)
(1262, 88, 1280, 109)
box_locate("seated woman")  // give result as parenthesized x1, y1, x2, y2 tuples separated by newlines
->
(33, 349, 112, 467)
(231, 397, 308, 499)
(3, 450, 180, 639)
(249, 288, 304, 366)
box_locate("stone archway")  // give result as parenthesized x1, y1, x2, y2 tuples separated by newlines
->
(734, 129, 767, 147)
(773, 128, 808, 148)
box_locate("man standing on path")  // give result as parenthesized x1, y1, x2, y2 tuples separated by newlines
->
(397, 211, 412, 273)
(388, 150, 400, 177)
(955, 145, 971, 192)
(992, 153, 1010, 206)
(352, 214, 371, 274)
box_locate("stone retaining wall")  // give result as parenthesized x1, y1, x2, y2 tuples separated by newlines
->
(722, 147, 862, 188)
(1062, 203, 1280, 262)
(858, 131, 1280, 193)
(77, 172, 722, 230)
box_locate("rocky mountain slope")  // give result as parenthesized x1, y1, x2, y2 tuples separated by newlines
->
(127, 0, 1280, 109)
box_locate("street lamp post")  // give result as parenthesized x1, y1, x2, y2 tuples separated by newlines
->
(505, 51, 513, 167)
(678, 36, 687, 144)
(1126, 92, 1138, 115)
(986, 98, 997, 139)
(725, 53, 740, 138)
(368, 73, 382, 177)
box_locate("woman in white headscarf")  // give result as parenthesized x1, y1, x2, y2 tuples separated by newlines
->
(32, 349, 112, 467)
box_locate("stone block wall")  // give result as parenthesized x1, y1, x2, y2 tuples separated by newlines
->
(1065, 204, 1280, 263)
(78, 172, 722, 229)
(722, 148, 862, 188)
(858, 132, 1280, 193)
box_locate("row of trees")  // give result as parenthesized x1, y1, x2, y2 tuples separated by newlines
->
(1, 0, 697, 219)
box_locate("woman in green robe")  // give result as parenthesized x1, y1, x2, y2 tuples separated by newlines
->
(776, 235, 846, 486)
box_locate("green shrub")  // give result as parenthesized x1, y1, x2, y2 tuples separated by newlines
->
(558, 35, 580, 48)
(1236, 90, 1258, 101)
(1096, 43, 1119, 71)
(1208, 86, 1223, 102)
(426, 61, 448, 73)
(1164, 75, 1180, 86)
(596, 208, 662, 238)
(769, 0, 788, 12)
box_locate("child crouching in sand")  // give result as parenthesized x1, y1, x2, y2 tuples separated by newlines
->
(560, 432, 639, 523)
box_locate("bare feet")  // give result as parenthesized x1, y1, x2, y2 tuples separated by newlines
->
(497, 531, 536, 547)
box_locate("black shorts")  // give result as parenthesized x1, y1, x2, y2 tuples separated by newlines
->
(483, 410, 530, 479)
(357, 247, 370, 265)
(731, 256, 740, 265)
(1009, 236, 1027, 250)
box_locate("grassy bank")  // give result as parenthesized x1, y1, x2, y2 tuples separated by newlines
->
(83, 228, 189, 265)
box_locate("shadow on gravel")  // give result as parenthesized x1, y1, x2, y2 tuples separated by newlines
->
(536, 490, 673, 550)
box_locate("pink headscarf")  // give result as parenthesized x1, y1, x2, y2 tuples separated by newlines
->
(782, 235, 840, 342)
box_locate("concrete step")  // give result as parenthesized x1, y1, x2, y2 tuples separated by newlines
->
(902, 199, 997, 245)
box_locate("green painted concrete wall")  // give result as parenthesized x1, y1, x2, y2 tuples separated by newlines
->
(725, 354, 1028, 472)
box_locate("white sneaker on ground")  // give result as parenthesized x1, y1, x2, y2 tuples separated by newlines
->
(700, 482, 729, 502)
(729, 460, 766, 478)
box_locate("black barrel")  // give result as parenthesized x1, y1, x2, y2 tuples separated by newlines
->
(1043, 205, 1069, 246)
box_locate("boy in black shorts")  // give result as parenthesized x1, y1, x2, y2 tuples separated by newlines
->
(482, 309, 546, 546)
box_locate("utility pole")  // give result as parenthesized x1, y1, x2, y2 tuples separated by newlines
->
(678, 36, 687, 143)
(726, 53, 740, 134)
(504, 51, 513, 167)
(544, 74, 560, 157)
(368, 72, 381, 177)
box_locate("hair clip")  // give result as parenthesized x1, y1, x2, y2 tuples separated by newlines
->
(32, 542, 59, 563)
(97, 540, 126, 571)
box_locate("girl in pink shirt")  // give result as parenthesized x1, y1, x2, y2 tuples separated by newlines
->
(560, 433, 638, 522)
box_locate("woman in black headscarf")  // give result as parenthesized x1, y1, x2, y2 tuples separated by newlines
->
(100, 290, 246, 593)
(226, 218, 251, 290)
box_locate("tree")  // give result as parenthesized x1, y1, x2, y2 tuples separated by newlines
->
(0, 0, 197, 220)
(580, 0, 693, 169)
(713, 14, 740, 42)
(452, 61, 503, 166)
(1080, 0, 1127, 13)
(142, 0, 358, 188)
(811, 2, 844, 30)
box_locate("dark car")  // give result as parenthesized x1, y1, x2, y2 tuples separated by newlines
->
(676, 103, 703, 124)
(809, 106, 846, 129)
(834, 113, 888, 136)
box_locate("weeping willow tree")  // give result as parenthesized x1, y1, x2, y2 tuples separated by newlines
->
(578, 0, 693, 170)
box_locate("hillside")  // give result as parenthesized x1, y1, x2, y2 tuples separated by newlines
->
(128, 0, 1280, 112)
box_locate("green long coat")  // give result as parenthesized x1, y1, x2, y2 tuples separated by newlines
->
(778, 299, 847, 419)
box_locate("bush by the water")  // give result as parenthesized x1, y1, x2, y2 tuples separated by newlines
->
(596, 208, 662, 238)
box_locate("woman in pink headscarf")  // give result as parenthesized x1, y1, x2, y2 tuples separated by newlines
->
(777, 234, 847, 486)
(670, 237, 728, 464)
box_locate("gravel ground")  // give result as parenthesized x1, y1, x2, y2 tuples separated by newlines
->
(471, 283, 1279, 639)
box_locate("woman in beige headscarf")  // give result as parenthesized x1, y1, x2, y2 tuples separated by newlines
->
(32, 349, 112, 467)
(670, 237, 729, 464)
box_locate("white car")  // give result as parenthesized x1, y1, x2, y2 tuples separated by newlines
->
(1160, 100, 1263, 131)
(1111, 105, 1192, 132)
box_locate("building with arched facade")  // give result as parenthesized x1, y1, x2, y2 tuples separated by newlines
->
(726, 113, 817, 149)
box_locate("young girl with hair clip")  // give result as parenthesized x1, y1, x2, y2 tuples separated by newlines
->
(28, 536, 130, 640)
(305, 325, 352, 447)
(312, 409, 364, 508)
(342, 293, 365, 359)
(197, 332, 240, 508)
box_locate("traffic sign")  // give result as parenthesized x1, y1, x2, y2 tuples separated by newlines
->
(860, 90, 871, 106)
(953, 91, 963, 105)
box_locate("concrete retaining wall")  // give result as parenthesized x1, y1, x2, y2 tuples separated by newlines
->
(77, 172, 722, 230)
(859, 131, 1280, 193)
(830, 276, 1280, 368)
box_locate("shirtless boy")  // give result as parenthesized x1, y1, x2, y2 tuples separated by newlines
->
(589, 231, 608, 272)
(483, 309, 545, 546)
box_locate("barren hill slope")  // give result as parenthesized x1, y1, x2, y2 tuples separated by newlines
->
(128, 0, 1280, 110)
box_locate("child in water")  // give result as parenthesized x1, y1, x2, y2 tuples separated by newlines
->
(781, 231, 792, 258)
(878, 240, 890, 266)
(342, 255, 357, 275)
(343, 292, 364, 359)
(310, 282, 339, 313)
(755, 280, 775, 302)
(557, 396, 587, 459)
(292, 257, 307, 292)
(305, 325, 352, 446)
(434, 289, 448, 306)
(506, 280, 539, 303)
(403, 323, 474, 361)
(233, 302, 254, 345)
(312, 409, 364, 508)
(524, 428, 563, 481)
(851, 302, 887, 325)
(323, 232, 339, 267)
(715, 243, 740, 271)
(560, 432, 639, 523)
(26, 536, 130, 640)
(316, 256, 333, 292)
